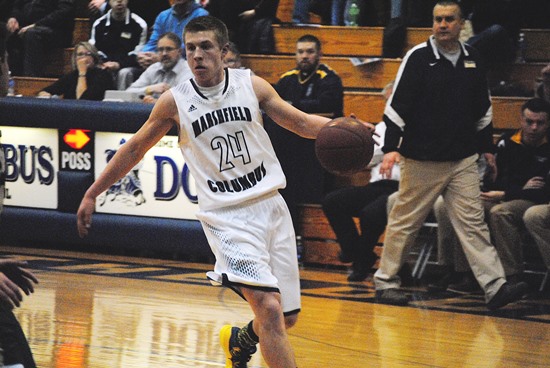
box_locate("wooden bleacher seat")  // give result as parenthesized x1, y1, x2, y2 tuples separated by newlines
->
(273, 25, 431, 57)
(12, 77, 57, 96)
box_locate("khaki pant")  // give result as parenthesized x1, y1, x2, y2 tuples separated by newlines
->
(490, 199, 539, 276)
(375, 155, 506, 301)
(524, 204, 550, 270)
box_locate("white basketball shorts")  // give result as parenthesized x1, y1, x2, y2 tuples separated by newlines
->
(196, 191, 301, 315)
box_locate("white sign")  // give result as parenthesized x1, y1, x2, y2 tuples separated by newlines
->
(0, 126, 58, 209)
(94, 132, 199, 220)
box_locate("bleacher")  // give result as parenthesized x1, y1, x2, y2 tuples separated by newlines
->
(6, 1, 549, 268)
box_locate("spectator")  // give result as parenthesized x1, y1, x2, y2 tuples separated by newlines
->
(523, 203, 550, 279)
(488, 98, 550, 284)
(223, 41, 243, 69)
(238, 0, 279, 54)
(37, 42, 114, 100)
(265, 34, 343, 230)
(210, 0, 279, 54)
(88, 0, 171, 35)
(292, 0, 310, 24)
(89, 0, 148, 90)
(322, 83, 398, 282)
(138, 0, 208, 58)
(535, 64, 550, 104)
(126, 32, 192, 104)
(6, 0, 75, 77)
(464, 0, 521, 68)
(374, 0, 527, 309)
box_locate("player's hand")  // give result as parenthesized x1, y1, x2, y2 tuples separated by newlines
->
(77, 195, 96, 238)
(0, 260, 38, 309)
(380, 151, 400, 179)
(349, 113, 376, 135)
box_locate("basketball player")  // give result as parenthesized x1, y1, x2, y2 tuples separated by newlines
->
(77, 15, 374, 368)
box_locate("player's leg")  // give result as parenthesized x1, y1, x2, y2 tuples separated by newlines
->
(242, 288, 296, 368)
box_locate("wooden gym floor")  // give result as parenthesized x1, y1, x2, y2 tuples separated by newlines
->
(4, 245, 550, 368)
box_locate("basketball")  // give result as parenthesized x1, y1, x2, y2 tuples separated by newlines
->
(315, 117, 375, 175)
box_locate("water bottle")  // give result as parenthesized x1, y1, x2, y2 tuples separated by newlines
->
(516, 32, 526, 63)
(7, 71, 15, 96)
(344, 0, 361, 27)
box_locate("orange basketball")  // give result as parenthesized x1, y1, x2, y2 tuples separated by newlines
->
(315, 117, 375, 175)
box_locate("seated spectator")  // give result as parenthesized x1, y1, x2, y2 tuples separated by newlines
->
(37, 42, 114, 100)
(464, 0, 521, 68)
(535, 64, 550, 104)
(6, 0, 75, 77)
(323, 83, 397, 282)
(264, 34, 343, 229)
(218, 0, 278, 54)
(223, 41, 242, 69)
(488, 98, 550, 284)
(523, 203, 550, 278)
(238, 0, 279, 53)
(89, 0, 148, 90)
(126, 32, 192, 104)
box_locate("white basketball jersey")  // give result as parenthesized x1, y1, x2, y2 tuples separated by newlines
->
(171, 68, 286, 211)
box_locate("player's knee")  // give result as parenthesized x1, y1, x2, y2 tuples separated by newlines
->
(284, 313, 298, 329)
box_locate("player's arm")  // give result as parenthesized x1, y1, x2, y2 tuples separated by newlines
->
(252, 75, 330, 138)
(77, 91, 179, 238)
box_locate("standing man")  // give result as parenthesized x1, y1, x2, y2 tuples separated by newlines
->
(375, 0, 527, 310)
(77, 16, 367, 368)
(126, 32, 192, 104)
(89, 0, 148, 90)
(6, 0, 75, 76)
(266, 34, 344, 229)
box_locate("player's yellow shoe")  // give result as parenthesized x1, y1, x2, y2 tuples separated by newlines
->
(220, 325, 257, 368)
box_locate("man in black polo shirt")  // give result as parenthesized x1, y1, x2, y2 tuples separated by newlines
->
(89, 0, 148, 89)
